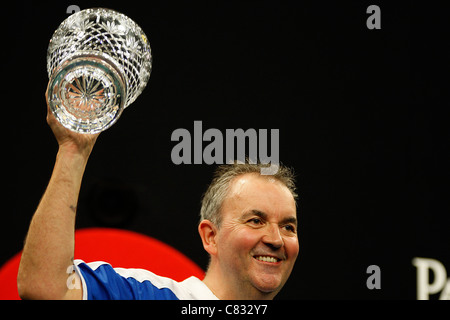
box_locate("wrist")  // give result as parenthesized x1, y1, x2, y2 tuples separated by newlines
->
(53, 148, 89, 187)
(56, 145, 90, 168)
(58, 141, 94, 160)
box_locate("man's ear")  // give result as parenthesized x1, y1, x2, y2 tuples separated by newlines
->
(198, 219, 218, 256)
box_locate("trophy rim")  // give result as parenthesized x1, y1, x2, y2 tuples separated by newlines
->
(48, 51, 128, 91)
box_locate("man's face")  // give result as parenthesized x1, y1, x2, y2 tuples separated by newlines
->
(215, 173, 299, 297)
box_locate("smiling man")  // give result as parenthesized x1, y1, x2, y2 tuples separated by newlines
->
(17, 91, 299, 300)
(199, 165, 299, 299)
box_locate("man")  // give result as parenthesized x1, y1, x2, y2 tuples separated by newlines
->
(17, 91, 299, 300)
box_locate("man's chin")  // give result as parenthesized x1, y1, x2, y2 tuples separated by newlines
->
(250, 273, 283, 294)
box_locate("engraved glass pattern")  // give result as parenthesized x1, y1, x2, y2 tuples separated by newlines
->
(46, 8, 152, 133)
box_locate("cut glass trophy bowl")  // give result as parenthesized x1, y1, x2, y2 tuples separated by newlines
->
(46, 8, 152, 134)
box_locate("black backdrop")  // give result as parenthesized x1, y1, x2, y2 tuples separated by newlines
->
(1, 0, 449, 299)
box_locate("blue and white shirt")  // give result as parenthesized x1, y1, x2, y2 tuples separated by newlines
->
(74, 260, 218, 300)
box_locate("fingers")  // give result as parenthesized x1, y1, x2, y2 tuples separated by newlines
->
(45, 81, 101, 150)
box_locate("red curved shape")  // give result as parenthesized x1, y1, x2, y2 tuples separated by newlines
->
(0, 228, 204, 300)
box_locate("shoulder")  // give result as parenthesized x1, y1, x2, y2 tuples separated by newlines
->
(73, 260, 214, 300)
(179, 276, 219, 300)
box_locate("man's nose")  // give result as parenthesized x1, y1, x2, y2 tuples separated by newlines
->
(262, 223, 284, 250)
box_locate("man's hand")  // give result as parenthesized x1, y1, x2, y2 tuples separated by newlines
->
(45, 85, 100, 159)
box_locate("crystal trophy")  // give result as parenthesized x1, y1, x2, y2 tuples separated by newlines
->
(46, 8, 152, 134)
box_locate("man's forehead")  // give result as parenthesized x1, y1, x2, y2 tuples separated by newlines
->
(229, 173, 287, 193)
(224, 173, 297, 216)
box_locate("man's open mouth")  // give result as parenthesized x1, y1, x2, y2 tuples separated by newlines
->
(253, 255, 281, 263)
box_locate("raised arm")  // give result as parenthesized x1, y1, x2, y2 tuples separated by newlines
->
(17, 89, 99, 300)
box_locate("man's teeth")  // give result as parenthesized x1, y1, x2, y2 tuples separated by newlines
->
(254, 256, 278, 263)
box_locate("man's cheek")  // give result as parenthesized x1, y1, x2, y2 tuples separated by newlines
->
(285, 237, 299, 261)
(237, 228, 262, 249)
(222, 228, 260, 258)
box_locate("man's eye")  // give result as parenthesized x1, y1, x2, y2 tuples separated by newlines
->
(248, 218, 262, 225)
(284, 225, 296, 233)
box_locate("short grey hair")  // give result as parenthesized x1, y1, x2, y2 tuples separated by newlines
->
(200, 161, 298, 227)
